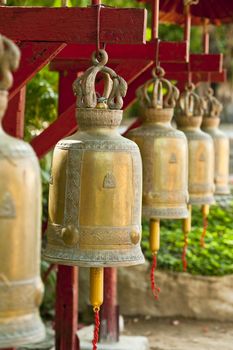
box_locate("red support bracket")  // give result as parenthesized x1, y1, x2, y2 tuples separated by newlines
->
(9, 42, 66, 101)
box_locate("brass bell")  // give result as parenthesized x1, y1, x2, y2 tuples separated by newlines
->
(201, 88, 230, 195)
(175, 83, 215, 207)
(127, 67, 189, 221)
(43, 49, 144, 268)
(0, 36, 45, 347)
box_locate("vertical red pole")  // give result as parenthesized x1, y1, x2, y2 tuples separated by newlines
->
(100, 268, 119, 343)
(203, 19, 210, 54)
(55, 71, 79, 350)
(151, 0, 159, 40)
(183, 5, 191, 84)
(2, 87, 26, 350)
(3, 86, 26, 138)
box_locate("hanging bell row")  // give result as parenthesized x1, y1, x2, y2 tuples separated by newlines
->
(127, 66, 189, 220)
(201, 87, 230, 195)
(43, 49, 145, 267)
(0, 35, 45, 348)
(175, 83, 215, 207)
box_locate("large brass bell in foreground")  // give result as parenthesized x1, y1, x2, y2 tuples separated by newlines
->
(43, 49, 144, 267)
(201, 88, 230, 195)
(127, 67, 189, 221)
(0, 36, 45, 348)
(175, 83, 215, 207)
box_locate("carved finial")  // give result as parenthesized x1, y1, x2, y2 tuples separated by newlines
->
(177, 83, 204, 117)
(203, 87, 223, 118)
(72, 49, 127, 110)
(137, 67, 180, 109)
(0, 35, 20, 90)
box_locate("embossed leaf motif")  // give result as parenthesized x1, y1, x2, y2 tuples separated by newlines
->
(73, 50, 127, 110)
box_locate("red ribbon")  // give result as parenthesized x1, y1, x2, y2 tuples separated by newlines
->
(150, 254, 161, 300)
(92, 308, 100, 350)
(182, 231, 188, 272)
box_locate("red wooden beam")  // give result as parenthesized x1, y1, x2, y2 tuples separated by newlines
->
(3, 87, 26, 137)
(53, 41, 188, 64)
(9, 42, 66, 101)
(30, 60, 153, 158)
(163, 54, 223, 73)
(0, 7, 147, 44)
(165, 70, 227, 83)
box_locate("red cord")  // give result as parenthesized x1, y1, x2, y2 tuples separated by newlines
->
(92, 307, 100, 350)
(200, 216, 208, 248)
(150, 254, 161, 300)
(182, 231, 188, 272)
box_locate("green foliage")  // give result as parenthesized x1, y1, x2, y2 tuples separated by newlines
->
(24, 67, 58, 142)
(141, 202, 233, 276)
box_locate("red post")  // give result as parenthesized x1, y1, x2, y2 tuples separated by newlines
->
(100, 268, 119, 343)
(55, 71, 79, 350)
(55, 266, 79, 350)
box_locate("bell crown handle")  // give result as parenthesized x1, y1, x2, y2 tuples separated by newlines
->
(73, 49, 127, 110)
(203, 87, 223, 118)
(177, 82, 204, 117)
(136, 66, 180, 109)
(0, 35, 20, 91)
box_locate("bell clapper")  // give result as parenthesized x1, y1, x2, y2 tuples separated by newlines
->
(90, 267, 104, 350)
(149, 218, 161, 300)
(182, 204, 192, 272)
(200, 204, 209, 248)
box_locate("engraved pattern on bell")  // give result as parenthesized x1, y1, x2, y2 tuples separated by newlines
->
(127, 67, 189, 219)
(201, 88, 230, 195)
(43, 50, 144, 267)
(0, 35, 45, 348)
(176, 83, 215, 205)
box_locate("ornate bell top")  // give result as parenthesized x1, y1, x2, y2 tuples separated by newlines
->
(136, 66, 179, 123)
(176, 83, 204, 129)
(73, 49, 127, 130)
(0, 35, 20, 120)
(202, 88, 223, 129)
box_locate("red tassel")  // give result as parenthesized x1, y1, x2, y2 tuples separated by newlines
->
(92, 307, 100, 350)
(200, 215, 208, 248)
(182, 231, 188, 272)
(150, 254, 161, 300)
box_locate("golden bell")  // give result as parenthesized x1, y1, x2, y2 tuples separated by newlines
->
(201, 88, 230, 195)
(175, 83, 215, 206)
(0, 36, 45, 348)
(43, 49, 144, 267)
(127, 67, 189, 220)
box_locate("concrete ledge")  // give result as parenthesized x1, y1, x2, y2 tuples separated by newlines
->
(78, 325, 149, 350)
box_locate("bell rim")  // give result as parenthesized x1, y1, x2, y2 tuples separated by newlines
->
(142, 206, 189, 219)
(0, 313, 45, 348)
(43, 254, 145, 268)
